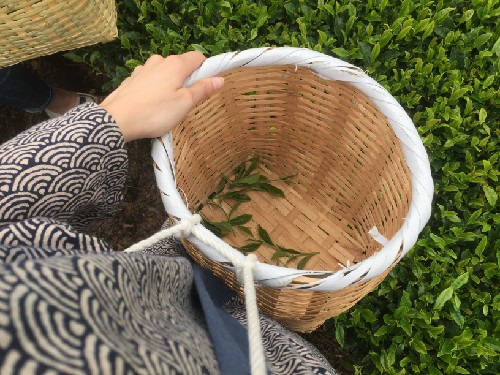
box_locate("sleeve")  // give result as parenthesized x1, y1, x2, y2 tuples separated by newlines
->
(0, 102, 128, 231)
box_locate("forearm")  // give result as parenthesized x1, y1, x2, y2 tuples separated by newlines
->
(0, 103, 128, 230)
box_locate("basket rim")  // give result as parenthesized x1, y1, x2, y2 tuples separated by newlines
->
(152, 47, 433, 292)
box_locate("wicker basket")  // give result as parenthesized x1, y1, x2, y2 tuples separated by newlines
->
(152, 47, 433, 332)
(0, 0, 117, 68)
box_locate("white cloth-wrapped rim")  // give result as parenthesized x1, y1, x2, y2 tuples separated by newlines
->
(152, 47, 433, 292)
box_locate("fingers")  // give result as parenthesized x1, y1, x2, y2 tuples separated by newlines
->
(144, 54, 164, 67)
(165, 51, 207, 85)
(178, 51, 207, 72)
(131, 65, 143, 77)
(182, 77, 224, 107)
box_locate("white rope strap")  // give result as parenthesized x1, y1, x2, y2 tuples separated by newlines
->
(123, 214, 267, 375)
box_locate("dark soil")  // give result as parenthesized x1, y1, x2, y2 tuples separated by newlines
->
(0, 53, 352, 375)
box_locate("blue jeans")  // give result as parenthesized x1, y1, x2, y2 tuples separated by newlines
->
(0, 64, 53, 112)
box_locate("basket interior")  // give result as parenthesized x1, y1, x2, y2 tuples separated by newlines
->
(171, 65, 412, 271)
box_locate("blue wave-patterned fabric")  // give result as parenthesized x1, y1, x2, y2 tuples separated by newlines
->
(0, 104, 336, 374)
(0, 103, 127, 230)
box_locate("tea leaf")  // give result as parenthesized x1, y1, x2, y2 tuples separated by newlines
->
(245, 157, 260, 176)
(276, 246, 301, 255)
(237, 225, 254, 237)
(434, 287, 454, 310)
(297, 253, 319, 269)
(255, 183, 285, 197)
(451, 273, 469, 290)
(239, 241, 262, 253)
(216, 176, 227, 194)
(219, 191, 251, 203)
(483, 185, 497, 206)
(231, 173, 261, 186)
(230, 214, 252, 226)
(257, 225, 275, 246)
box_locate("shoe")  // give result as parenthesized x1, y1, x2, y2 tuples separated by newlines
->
(45, 93, 97, 119)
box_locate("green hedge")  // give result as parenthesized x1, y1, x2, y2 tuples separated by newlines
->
(71, 0, 499, 373)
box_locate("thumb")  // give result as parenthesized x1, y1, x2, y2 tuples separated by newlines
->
(185, 77, 224, 106)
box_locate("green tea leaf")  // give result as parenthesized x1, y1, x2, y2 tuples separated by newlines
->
(474, 236, 488, 256)
(473, 32, 492, 49)
(438, 340, 456, 356)
(216, 176, 227, 194)
(454, 366, 470, 374)
(412, 339, 427, 354)
(492, 36, 500, 55)
(245, 157, 260, 176)
(483, 186, 497, 206)
(276, 246, 301, 255)
(429, 366, 443, 375)
(271, 249, 288, 260)
(277, 173, 297, 182)
(371, 42, 381, 61)
(229, 201, 242, 217)
(450, 309, 465, 328)
(219, 191, 251, 202)
(231, 173, 261, 186)
(297, 253, 318, 269)
(484, 337, 500, 352)
(434, 287, 454, 310)
(255, 183, 285, 197)
(335, 324, 345, 347)
(257, 225, 275, 246)
(230, 214, 252, 226)
(191, 43, 208, 54)
(374, 325, 388, 337)
(237, 225, 253, 237)
(451, 273, 469, 290)
(202, 218, 233, 237)
(396, 25, 412, 40)
(233, 160, 248, 177)
(479, 108, 487, 123)
(238, 241, 262, 253)
(399, 319, 412, 336)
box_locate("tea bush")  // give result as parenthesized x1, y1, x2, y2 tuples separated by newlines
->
(71, 0, 499, 373)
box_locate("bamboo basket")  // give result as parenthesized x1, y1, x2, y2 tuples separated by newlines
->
(0, 0, 117, 68)
(152, 47, 433, 332)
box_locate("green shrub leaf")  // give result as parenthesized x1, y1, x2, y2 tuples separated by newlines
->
(483, 186, 497, 206)
(434, 287, 454, 310)
(479, 108, 487, 123)
(451, 273, 469, 290)
(335, 324, 345, 347)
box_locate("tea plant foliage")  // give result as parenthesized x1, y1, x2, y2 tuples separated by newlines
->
(71, 0, 499, 373)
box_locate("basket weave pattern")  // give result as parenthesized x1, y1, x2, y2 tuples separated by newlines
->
(153, 48, 433, 332)
(174, 65, 411, 331)
(0, 0, 117, 68)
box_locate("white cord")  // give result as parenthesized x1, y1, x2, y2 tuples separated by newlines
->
(123, 214, 267, 375)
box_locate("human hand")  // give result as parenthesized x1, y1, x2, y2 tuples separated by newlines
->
(100, 51, 224, 142)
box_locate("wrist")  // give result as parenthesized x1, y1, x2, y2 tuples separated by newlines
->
(100, 102, 135, 142)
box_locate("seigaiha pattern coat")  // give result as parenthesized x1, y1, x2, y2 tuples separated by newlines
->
(0, 103, 336, 374)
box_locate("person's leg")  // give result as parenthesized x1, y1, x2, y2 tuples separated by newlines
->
(0, 64, 53, 112)
(0, 64, 95, 117)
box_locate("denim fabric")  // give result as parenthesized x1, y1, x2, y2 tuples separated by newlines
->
(192, 263, 253, 375)
(0, 64, 52, 112)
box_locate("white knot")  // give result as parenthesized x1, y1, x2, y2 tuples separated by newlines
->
(235, 253, 258, 284)
(244, 253, 258, 268)
(176, 214, 202, 238)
